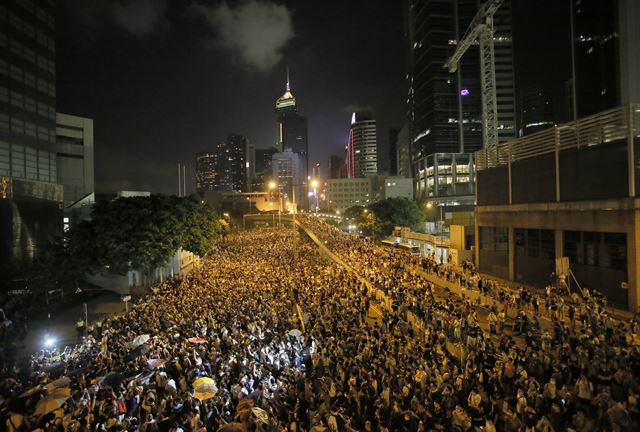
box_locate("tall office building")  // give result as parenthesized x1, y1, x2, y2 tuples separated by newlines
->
(272, 149, 303, 206)
(396, 121, 412, 178)
(406, 0, 516, 204)
(196, 134, 248, 194)
(519, 86, 554, 136)
(571, 0, 640, 118)
(55, 113, 94, 205)
(275, 70, 308, 184)
(246, 143, 255, 192)
(388, 128, 399, 176)
(0, 0, 62, 270)
(329, 155, 344, 179)
(226, 133, 248, 192)
(195, 151, 217, 194)
(346, 111, 377, 178)
(251, 147, 277, 191)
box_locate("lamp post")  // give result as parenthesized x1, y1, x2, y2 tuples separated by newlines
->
(311, 179, 319, 213)
(268, 181, 278, 228)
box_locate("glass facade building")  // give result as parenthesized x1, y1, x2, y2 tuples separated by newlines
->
(0, 0, 62, 271)
(406, 0, 516, 203)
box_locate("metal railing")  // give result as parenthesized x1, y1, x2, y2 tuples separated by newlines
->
(476, 104, 640, 171)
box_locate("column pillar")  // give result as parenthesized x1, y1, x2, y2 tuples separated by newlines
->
(508, 227, 515, 281)
(555, 229, 564, 260)
(474, 222, 480, 269)
(629, 208, 640, 311)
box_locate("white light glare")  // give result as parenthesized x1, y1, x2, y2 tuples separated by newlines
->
(44, 336, 56, 348)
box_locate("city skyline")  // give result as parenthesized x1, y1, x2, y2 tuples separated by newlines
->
(56, 0, 406, 195)
(52, 0, 633, 197)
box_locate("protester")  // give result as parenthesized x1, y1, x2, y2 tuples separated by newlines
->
(1, 221, 639, 432)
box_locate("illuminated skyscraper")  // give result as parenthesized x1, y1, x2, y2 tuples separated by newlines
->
(1, 0, 63, 270)
(406, 0, 516, 203)
(346, 112, 378, 178)
(195, 151, 217, 194)
(275, 69, 308, 184)
(196, 134, 248, 194)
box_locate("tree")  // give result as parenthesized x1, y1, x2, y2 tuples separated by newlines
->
(69, 195, 222, 278)
(368, 198, 425, 237)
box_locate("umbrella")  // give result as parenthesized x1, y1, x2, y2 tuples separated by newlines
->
(236, 398, 254, 422)
(126, 344, 150, 361)
(251, 407, 269, 424)
(129, 334, 150, 349)
(217, 423, 245, 432)
(67, 367, 90, 377)
(187, 337, 207, 344)
(147, 359, 167, 369)
(135, 371, 156, 386)
(34, 387, 71, 416)
(18, 385, 43, 399)
(192, 377, 217, 401)
(99, 372, 124, 388)
(288, 329, 302, 337)
(45, 377, 71, 392)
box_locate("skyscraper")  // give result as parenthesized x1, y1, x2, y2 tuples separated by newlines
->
(272, 149, 303, 206)
(0, 0, 62, 270)
(251, 147, 277, 191)
(55, 113, 94, 205)
(195, 151, 217, 194)
(346, 112, 378, 179)
(571, 0, 640, 118)
(275, 69, 308, 183)
(388, 128, 399, 176)
(196, 134, 248, 195)
(406, 0, 516, 203)
(396, 122, 412, 178)
(226, 133, 248, 192)
(519, 86, 554, 136)
(328, 155, 344, 179)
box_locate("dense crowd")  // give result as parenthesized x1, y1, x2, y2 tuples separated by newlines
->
(0, 221, 638, 432)
(298, 215, 640, 431)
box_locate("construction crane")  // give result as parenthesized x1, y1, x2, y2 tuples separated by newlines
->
(445, 0, 503, 149)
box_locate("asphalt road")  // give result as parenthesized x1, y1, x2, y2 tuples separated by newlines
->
(19, 291, 125, 357)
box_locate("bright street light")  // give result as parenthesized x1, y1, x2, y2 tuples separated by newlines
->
(268, 181, 277, 190)
(44, 335, 56, 348)
(426, 202, 433, 209)
(311, 180, 319, 189)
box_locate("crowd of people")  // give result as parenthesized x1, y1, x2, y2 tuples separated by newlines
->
(297, 215, 640, 431)
(0, 220, 638, 432)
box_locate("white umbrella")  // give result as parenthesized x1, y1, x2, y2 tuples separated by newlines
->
(288, 329, 302, 337)
(129, 334, 150, 349)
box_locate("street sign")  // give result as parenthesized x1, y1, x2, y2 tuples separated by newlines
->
(122, 295, 132, 302)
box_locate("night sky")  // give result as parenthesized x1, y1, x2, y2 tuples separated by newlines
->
(55, 0, 571, 196)
(55, 0, 406, 195)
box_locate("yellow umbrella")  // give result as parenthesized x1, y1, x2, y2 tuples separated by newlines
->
(45, 377, 71, 392)
(34, 387, 71, 416)
(251, 407, 269, 424)
(192, 377, 217, 401)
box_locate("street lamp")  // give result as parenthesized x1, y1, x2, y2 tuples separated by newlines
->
(426, 202, 433, 209)
(310, 179, 319, 213)
(268, 181, 277, 190)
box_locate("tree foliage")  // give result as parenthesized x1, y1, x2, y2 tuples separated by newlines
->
(346, 198, 425, 238)
(71, 195, 222, 274)
(369, 198, 425, 235)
